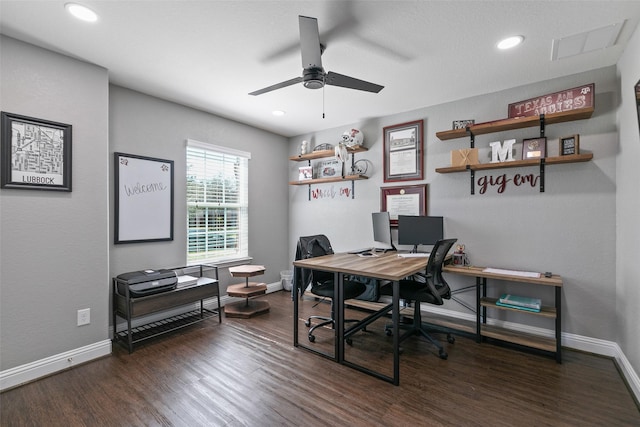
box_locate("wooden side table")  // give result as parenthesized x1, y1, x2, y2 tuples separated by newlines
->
(225, 265, 270, 318)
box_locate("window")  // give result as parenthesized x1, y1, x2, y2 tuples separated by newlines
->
(186, 139, 250, 263)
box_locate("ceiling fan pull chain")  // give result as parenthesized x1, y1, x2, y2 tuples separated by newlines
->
(322, 83, 325, 119)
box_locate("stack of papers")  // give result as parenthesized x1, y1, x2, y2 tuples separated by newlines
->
(483, 267, 541, 278)
(177, 275, 198, 288)
(496, 294, 541, 312)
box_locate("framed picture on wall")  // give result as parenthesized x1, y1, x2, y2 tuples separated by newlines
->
(1, 112, 72, 191)
(114, 152, 174, 244)
(380, 184, 427, 227)
(383, 120, 423, 182)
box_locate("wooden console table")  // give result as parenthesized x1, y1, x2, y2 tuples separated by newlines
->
(443, 265, 563, 362)
(225, 265, 270, 318)
(113, 264, 221, 353)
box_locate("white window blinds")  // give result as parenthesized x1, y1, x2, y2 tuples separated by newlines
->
(186, 139, 250, 263)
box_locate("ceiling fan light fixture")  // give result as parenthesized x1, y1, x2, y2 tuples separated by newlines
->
(497, 35, 524, 50)
(65, 3, 98, 22)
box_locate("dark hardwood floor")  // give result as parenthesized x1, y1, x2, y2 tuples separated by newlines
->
(1, 291, 638, 426)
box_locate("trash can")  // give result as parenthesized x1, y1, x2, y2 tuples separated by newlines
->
(280, 270, 293, 291)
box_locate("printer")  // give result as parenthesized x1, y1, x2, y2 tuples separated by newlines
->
(116, 269, 178, 297)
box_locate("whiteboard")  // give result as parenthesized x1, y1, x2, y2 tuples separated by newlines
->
(114, 152, 174, 244)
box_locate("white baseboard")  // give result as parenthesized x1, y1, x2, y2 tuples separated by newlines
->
(0, 340, 112, 392)
(3, 282, 637, 404)
(423, 304, 640, 402)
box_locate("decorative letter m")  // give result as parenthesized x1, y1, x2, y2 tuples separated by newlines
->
(489, 139, 516, 163)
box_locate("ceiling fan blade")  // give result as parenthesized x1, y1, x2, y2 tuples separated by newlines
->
(299, 15, 323, 69)
(248, 77, 303, 96)
(325, 71, 384, 93)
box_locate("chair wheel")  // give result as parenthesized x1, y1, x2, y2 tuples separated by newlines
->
(346, 338, 353, 346)
(385, 328, 393, 336)
(308, 334, 315, 343)
(447, 335, 455, 344)
(304, 320, 311, 327)
(439, 349, 448, 359)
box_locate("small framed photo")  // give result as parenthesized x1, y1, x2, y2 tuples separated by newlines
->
(298, 166, 313, 180)
(559, 135, 580, 156)
(522, 137, 547, 159)
(318, 159, 342, 178)
(1, 112, 72, 191)
(452, 119, 475, 130)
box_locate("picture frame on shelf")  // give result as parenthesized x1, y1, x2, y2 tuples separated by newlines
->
(318, 159, 342, 178)
(114, 152, 174, 244)
(298, 166, 313, 180)
(383, 119, 423, 182)
(452, 119, 475, 130)
(380, 184, 427, 227)
(1, 112, 72, 191)
(522, 137, 546, 159)
(559, 135, 580, 156)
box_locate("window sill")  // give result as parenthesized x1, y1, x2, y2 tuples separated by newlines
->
(188, 257, 253, 269)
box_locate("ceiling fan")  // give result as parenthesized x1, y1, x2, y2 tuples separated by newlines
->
(249, 15, 384, 96)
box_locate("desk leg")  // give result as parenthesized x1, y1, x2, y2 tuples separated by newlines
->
(476, 277, 481, 343)
(293, 269, 299, 348)
(556, 286, 562, 363)
(392, 279, 400, 386)
(336, 272, 344, 363)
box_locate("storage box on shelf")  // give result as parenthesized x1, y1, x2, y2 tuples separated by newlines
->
(112, 264, 221, 353)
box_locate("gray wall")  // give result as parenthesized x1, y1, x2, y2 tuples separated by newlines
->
(109, 85, 290, 292)
(289, 66, 619, 340)
(0, 36, 110, 370)
(616, 24, 640, 380)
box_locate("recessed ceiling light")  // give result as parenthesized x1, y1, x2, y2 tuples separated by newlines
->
(65, 3, 98, 22)
(497, 35, 524, 50)
(272, 110, 286, 116)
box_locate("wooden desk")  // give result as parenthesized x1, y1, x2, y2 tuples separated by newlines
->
(443, 265, 563, 362)
(293, 252, 429, 385)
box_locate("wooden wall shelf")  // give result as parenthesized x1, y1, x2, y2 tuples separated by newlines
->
(289, 145, 368, 199)
(289, 145, 367, 162)
(435, 153, 593, 174)
(435, 107, 594, 141)
(289, 174, 368, 186)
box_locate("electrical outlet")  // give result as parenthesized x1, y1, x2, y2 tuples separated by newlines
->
(77, 308, 90, 326)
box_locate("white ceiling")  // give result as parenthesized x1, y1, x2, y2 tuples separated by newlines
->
(1, 1, 640, 137)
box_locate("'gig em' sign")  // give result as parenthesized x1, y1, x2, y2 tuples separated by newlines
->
(508, 83, 594, 118)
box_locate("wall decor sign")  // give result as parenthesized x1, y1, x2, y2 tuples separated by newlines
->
(559, 135, 580, 156)
(380, 184, 427, 227)
(507, 83, 594, 118)
(318, 159, 342, 178)
(114, 152, 174, 244)
(522, 137, 547, 159)
(1, 112, 72, 191)
(383, 119, 423, 182)
(452, 119, 475, 130)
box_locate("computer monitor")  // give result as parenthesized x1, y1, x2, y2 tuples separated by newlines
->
(397, 215, 444, 253)
(372, 212, 397, 252)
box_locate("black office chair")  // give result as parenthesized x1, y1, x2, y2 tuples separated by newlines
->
(294, 235, 367, 343)
(383, 238, 458, 359)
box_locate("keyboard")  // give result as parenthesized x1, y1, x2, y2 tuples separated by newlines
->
(397, 253, 430, 258)
(482, 267, 541, 278)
